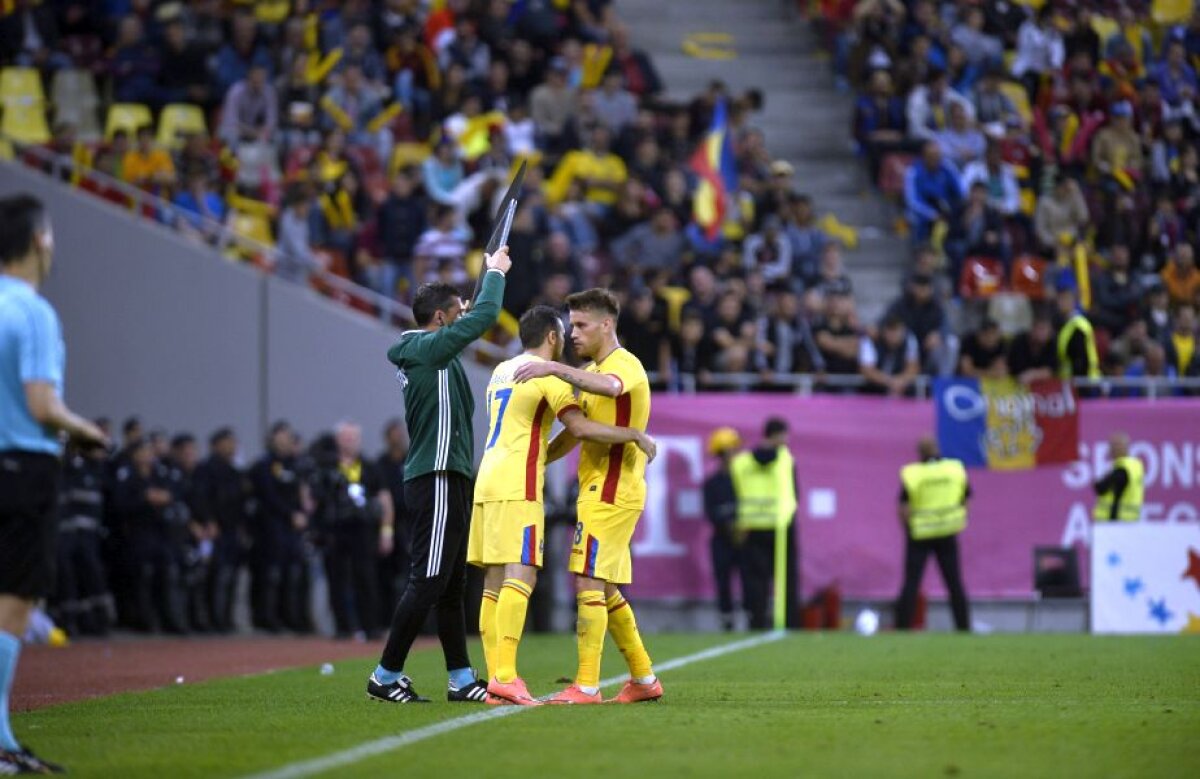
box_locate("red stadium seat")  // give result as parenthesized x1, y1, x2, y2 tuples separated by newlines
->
(1011, 255, 1049, 300)
(958, 257, 1005, 299)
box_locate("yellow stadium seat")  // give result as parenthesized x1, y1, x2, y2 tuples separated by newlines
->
(999, 81, 1032, 126)
(104, 102, 152, 139)
(1, 102, 51, 144)
(157, 103, 207, 148)
(1153, 0, 1192, 25)
(0, 67, 45, 105)
(229, 210, 274, 246)
(388, 141, 431, 176)
(0, 137, 13, 160)
(255, 0, 292, 24)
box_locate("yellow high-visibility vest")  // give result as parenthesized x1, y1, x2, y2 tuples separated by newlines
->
(1094, 456, 1144, 522)
(900, 458, 968, 540)
(1056, 313, 1100, 380)
(730, 448, 797, 531)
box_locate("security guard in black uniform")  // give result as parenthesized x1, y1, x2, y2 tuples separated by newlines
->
(167, 433, 210, 632)
(895, 437, 972, 632)
(703, 427, 742, 632)
(309, 422, 394, 639)
(1093, 433, 1144, 523)
(111, 439, 190, 633)
(54, 443, 113, 636)
(248, 421, 311, 633)
(195, 427, 249, 633)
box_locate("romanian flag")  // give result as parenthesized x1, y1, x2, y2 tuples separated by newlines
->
(689, 99, 738, 240)
(935, 378, 1079, 469)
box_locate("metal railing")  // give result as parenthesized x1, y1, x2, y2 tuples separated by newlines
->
(647, 371, 1200, 399)
(8, 141, 513, 361)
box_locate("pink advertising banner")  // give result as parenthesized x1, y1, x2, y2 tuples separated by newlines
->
(617, 396, 1200, 601)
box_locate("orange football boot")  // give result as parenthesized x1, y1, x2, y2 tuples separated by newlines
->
(607, 678, 663, 703)
(545, 684, 602, 704)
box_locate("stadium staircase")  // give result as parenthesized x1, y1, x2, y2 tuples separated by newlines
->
(622, 0, 901, 324)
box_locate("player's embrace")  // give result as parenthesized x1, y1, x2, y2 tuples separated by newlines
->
(513, 289, 662, 704)
(470, 305, 654, 705)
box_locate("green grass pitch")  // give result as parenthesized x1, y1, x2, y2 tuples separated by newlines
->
(15, 633, 1199, 778)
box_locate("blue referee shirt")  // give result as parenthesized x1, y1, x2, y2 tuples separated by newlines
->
(0, 275, 64, 455)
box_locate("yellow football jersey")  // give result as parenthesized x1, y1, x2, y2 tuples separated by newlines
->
(577, 347, 650, 510)
(474, 354, 580, 504)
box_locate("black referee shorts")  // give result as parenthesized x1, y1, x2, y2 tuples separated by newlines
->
(0, 451, 61, 599)
(404, 471, 472, 582)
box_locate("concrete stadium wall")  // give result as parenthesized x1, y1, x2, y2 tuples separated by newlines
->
(0, 161, 492, 458)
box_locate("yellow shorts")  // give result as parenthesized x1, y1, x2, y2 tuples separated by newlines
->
(467, 500, 544, 568)
(568, 502, 641, 585)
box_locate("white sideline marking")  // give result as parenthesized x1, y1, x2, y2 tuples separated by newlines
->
(244, 631, 786, 779)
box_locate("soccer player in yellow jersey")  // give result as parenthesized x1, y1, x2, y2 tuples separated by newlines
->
(469, 305, 656, 706)
(513, 289, 662, 704)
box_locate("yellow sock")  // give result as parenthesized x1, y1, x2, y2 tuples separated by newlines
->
(479, 588, 499, 681)
(575, 590, 608, 690)
(606, 592, 654, 680)
(495, 578, 532, 684)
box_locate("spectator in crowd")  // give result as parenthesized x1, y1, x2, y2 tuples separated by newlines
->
(374, 170, 426, 301)
(670, 308, 714, 391)
(1007, 312, 1057, 384)
(1092, 244, 1143, 335)
(887, 273, 949, 376)
(814, 293, 862, 384)
(1153, 39, 1199, 109)
(1011, 5, 1064, 99)
(972, 67, 1019, 127)
(859, 314, 920, 396)
(813, 242, 853, 300)
(957, 318, 1008, 378)
(547, 123, 628, 211)
(853, 69, 909, 182)
(110, 14, 159, 105)
(158, 18, 212, 108)
(218, 63, 278, 147)
(611, 207, 685, 278)
(784, 194, 828, 288)
(413, 204, 469, 285)
(609, 23, 662, 98)
(1162, 242, 1200, 307)
(1091, 101, 1144, 193)
(950, 6, 1003, 69)
(213, 8, 272, 96)
(388, 25, 440, 126)
(122, 125, 175, 192)
(593, 68, 638, 133)
(945, 180, 1007, 281)
(618, 290, 671, 380)
(1034, 174, 1089, 252)
(440, 15, 490, 82)
(756, 286, 823, 378)
(742, 215, 793, 285)
(906, 69, 973, 142)
(1164, 304, 1200, 381)
(1144, 282, 1174, 342)
(172, 171, 226, 242)
(709, 291, 758, 375)
(322, 64, 393, 160)
(960, 141, 1021, 219)
(905, 140, 963, 243)
(276, 187, 325, 285)
(531, 57, 579, 155)
(0, 0, 64, 69)
(342, 23, 386, 85)
(935, 101, 986, 172)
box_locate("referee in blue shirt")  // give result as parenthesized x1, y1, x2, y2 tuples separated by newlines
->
(0, 194, 108, 774)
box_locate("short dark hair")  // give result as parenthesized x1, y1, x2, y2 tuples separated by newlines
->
(209, 427, 235, 447)
(764, 417, 788, 438)
(122, 416, 142, 435)
(383, 417, 404, 438)
(566, 288, 620, 319)
(0, 194, 47, 266)
(519, 305, 563, 349)
(171, 433, 196, 450)
(412, 282, 462, 326)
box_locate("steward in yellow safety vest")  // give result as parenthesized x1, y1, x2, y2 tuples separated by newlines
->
(728, 417, 798, 631)
(895, 437, 972, 632)
(1093, 432, 1144, 522)
(1054, 280, 1100, 380)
